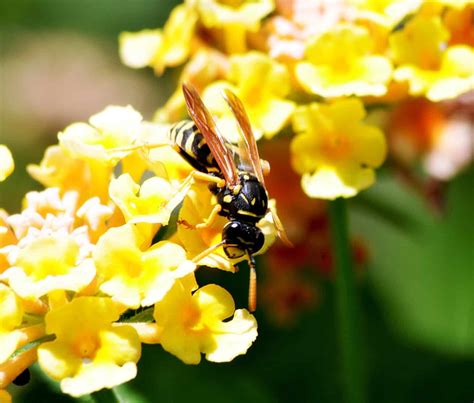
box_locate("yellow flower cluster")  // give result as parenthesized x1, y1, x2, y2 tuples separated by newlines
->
(2, 0, 473, 399)
(0, 104, 275, 397)
(120, 0, 474, 198)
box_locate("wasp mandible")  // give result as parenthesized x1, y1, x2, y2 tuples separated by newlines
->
(169, 84, 290, 312)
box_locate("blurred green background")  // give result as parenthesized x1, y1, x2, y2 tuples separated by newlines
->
(1, 1, 473, 402)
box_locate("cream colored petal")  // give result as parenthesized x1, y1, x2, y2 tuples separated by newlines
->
(296, 60, 390, 97)
(427, 77, 474, 102)
(99, 278, 142, 309)
(0, 331, 23, 364)
(119, 30, 163, 68)
(89, 105, 142, 144)
(60, 362, 137, 397)
(5, 259, 96, 299)
(301, 165, 375, 200)
(0, 284, 23, 330)
(37, 340, 82, 381)
(0, 146, 14, 182)
(203, 309, 258, 362)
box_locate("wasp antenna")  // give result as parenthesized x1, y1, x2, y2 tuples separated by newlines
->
(247, 253, 257, 312)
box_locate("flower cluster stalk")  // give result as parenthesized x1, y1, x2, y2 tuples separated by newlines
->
(329, 198, 365, 403)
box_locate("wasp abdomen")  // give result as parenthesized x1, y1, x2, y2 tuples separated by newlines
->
(168, 120, 219, 173)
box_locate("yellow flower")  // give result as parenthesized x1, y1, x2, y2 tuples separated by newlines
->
(0, 146, 14, 182)
(93, 224, 196, 308)
(153, 49, 230, 123)
(3, 188, 113, 265)
(350, 0, 422, 28)
(37, 297, 141, 397)
(390, 15, 474, 101)
(436, 0, 474, 8)
(153, 276, 258, 364)
(291, 99, 386, 199)
(119, 4, 198, 75)
(109, 173, 190, 226)
(0, 284, 24, 364)
(27, 145, 112, 204)
(2, 235, 95, 299)
(119, 29, 162, 68)
(203, 51, 295, 140)
(296, 24, 393, 97)
(195, 0, 274, 31)
(58, 106, 142, 165)
(390, 15, 448, 69)
(76, 197, 114, 243)
(0, 210, 16, 274)
(0, 390, 11, 403)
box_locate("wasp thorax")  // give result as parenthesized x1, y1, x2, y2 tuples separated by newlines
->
(222, 221, 264, 259)
(215, 174, 268, 223)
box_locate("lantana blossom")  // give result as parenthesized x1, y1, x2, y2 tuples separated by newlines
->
(203, 51, 295, 140)
(93, 224, 196, 308)
(195, 0, 274, 31)
(37, 297, 141, 397)
(349, 0, 422, 28)
(390, 15, 474, 101)
(153, 275, 258, 364)
(291, 98, 387, 199)
(2, 235, 95, 299)
(119, 4, 198, 75)
(109, 173, 190, 226)
(58, 105, 143, 165)
(27, 145, 112, 203)
(296, 24, 393, 98)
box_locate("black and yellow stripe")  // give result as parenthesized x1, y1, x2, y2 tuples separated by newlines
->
(168, 119, 220, 173)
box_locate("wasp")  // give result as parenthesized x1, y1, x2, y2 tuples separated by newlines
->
(169, 84, 289, 312)
(116, 84, 289, 311)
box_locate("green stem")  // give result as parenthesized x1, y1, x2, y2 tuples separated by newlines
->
(91, 388, 119, 403)
(328, 198, 366, 403)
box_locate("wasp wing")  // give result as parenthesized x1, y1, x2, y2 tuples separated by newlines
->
(269, 205, 293, 247)
(223, 89, 292, 246)
(182, 84, 239, 186)
(222, 89, 265, 185)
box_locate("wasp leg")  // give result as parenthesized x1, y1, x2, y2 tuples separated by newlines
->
(191, 241, 226, 264)
(178, 204, 222, 230)
(247, 252, 257, 312)
(171, 170, 226, 218)
(269, 204, 293, 247)
(190, 171, 226, 188)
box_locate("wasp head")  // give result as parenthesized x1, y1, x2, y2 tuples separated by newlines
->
(222, 221, 264, 259)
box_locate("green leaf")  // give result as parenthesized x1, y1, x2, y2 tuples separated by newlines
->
(350, 168, 474, 356)
(112, 384, 149, 403)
